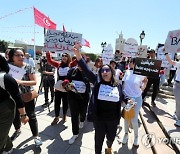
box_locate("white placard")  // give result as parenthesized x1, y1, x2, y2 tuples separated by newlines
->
(157, 46, 173, 68)
(8, 64, 26, 80)
(43, 30, 82, 53)
(136, 45, 147, 58)
(102, 44, 114, 64)
(123, 38, 138, 57)
(165, 29, 180, 53)
(54, 80, 66, 92)
(58, 67, 69, 76)
(98, 84, 119, 102)
(72, 80, 86, 93)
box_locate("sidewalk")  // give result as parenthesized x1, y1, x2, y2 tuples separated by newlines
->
(8, 72, 179, 154)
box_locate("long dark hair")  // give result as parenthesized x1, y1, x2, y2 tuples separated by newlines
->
(0, 54, 10, 73)
(98, 64, 116, 85)
(8, 48, 25, 63)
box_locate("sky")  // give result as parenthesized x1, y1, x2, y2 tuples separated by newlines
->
(0, 0, 180, 54)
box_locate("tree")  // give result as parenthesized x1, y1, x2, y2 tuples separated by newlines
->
(0, 40, 9, 52)
(82, 52, 98, 61)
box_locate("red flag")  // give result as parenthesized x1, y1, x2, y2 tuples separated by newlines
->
(34, 7, 56, 30)
(81, 38, 90, 48)
(63, 25, 66, 32)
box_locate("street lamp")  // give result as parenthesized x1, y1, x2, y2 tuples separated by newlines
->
(101, 42, 107, 53)
(139, 30, 145, 46)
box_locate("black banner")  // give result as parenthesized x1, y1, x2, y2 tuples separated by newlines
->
(133, 58, 162, 78)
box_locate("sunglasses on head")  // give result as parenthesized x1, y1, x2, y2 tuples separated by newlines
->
(100, 68, 111, 73)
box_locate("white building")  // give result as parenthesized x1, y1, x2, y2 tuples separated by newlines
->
(115, 32, 125, 54)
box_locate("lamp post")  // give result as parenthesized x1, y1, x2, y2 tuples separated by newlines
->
(101, 42, 107, 53)
(139, 30, 145, 46)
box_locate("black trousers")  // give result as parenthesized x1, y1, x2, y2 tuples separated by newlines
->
(142, 77, 160, 102)
(93, 120, 119, 154)
(0, 99, 15, 153)
(43, 79, 55, 102)
(168, 70, 176, 84)
(54, 91, 68, 117)
(13, 99, 38, 137)
(68, 93, 89, 135)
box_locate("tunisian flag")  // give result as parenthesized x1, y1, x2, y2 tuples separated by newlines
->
(34, 7, 56, 30)
(81, 38, 90, 48)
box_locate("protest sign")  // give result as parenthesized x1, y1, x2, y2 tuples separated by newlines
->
(133, 58, 162, 78)
(123, 38, 138, 57)
(43, 30, 82, 54)
(8, 64, 26, 80)
(164, 29, 180, 53)
(102, 44, 114, 64)
(136, 45, 147, 58)
(157, 46, 173, 68)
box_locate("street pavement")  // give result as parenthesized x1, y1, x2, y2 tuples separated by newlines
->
(9, 72, 180, 154)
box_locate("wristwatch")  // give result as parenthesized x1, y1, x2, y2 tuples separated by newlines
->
(20, 114, 27, 118)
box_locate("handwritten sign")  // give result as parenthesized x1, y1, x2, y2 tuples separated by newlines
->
(136, 45, 147, 58)
(157, 46, 173, 68)
(8, 64, 26, 80)
(102, 44, 114, 64)
(72, 80, 86, 93)
(43, 30, 82, 53)
(123, 38, 138, 57)
(165, 29, 180, 53)
(58, 67, 69, 76)
(98, 84, 119, 102)
(133, 58, 162, 78)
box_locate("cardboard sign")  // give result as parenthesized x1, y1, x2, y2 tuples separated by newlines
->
(157, 46, 173, 68)
(164, 29, 180, 53)
(133, 58, 162, 78)
(123, 38, 138, 57)
(44, 30, 82, 53)
(102, 44, 114, 64)
(8, 64, 26, 80)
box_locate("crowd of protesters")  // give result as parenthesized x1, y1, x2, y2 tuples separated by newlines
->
(0, 44, 179, 154)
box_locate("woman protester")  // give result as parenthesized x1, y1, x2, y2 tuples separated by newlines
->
(46, 51, 71, 124)
(63, 58, 91, 144)
(0, 55, 29, 153)
(72, 42, 130, 154)
(121, 58, 148, 147)
(164, 51, 180, 127)
(8, 49, 42, 146)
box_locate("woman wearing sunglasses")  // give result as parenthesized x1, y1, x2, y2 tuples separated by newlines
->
(122, 58, 148, 147)
(46, 52, 71, 124)
(72, 42, 130, 154)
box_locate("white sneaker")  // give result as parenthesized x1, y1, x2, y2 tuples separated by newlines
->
(133, 135, 139, 147)
(34, 137, 43, 146)
(122, 133, 128, 144)
(2, 148, 13, 154)
(79, 122, 84, 129)
(174, 120, 180, 127)
(68, 135, 78, 144)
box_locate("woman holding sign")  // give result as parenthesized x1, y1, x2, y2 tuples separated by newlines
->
(164, 51, 180, 127)
(122, 58, 148, 147)
(46, 52, 71, 124)
(72, 42, 130, 154)
(8, 48, 42, 146)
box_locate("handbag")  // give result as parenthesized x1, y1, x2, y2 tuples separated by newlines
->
(122, 106, 135, 121)
(21, 90, 38, 103)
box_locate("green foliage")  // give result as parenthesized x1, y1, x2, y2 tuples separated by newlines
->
(0, 40, 9, 52)
(83, 53, 98, 61)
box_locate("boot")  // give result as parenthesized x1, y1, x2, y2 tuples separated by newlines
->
(105, 148, 112, 154)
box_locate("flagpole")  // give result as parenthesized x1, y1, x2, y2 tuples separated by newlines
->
(33, 6, 36, 61)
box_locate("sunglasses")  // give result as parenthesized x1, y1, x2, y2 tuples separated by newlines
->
(62, 54, 68, 57)
(100, 68, 111, 73)
(14, 54, 24, 57)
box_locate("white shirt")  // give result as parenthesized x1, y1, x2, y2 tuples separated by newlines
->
(122, 69, 145, 97)
(175, 62, 180, 81)
(114, 69, 122, 84)
(24, 58, 35, 68)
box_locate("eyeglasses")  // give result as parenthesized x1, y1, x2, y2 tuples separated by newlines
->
(100, 68, 111, 73)
(14, 54, 24, 57)
(62, 54, 68, 57)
